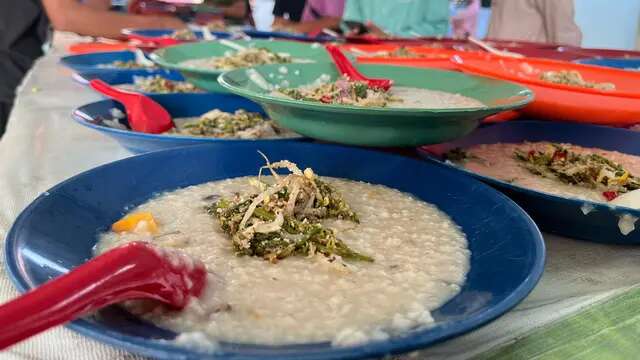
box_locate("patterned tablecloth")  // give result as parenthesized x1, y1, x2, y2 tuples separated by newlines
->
(1, 32, 639, 360)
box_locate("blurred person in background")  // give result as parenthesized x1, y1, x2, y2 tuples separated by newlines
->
(342, 0, 450, 37)
(272, 0, 345, 34)
(487, 0, 582, 46)
(0, 0, 185, 137)
(451, 0, 480, 38)
(272, 0, 307, 28)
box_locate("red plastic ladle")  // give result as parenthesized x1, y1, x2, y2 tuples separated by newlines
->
(0, 241, 207, 350)
(89, 79, 174, 134)
(325, 44, 393, 91)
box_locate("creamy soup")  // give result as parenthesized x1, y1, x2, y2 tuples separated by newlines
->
(95, 168, 469, 346)
(446, 142, 640, 204)
(274, 77, 485, 109)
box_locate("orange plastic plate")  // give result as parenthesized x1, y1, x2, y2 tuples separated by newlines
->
(68, 42, 133, 55)
(343, 44, 485, 70)
(454, 55, 640, 126)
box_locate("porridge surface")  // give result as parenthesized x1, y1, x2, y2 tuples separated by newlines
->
(96, 177, 469, 345)
(459, 142, 640, 203)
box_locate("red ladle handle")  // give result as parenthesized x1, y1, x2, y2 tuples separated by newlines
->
(90, 79, 139, 101)
(0, 242, 206, 350)
(325, 44, 393, 91)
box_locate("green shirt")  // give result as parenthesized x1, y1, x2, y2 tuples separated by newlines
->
(343, 0, 450, 37)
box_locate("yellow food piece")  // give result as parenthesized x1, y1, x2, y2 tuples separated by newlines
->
(619, 171, 630, 185)
(111, 212, 158, 234)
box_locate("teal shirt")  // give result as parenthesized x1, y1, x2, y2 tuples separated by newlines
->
(343, 0, 449, 37)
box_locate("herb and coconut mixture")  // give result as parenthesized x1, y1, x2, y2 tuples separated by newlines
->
(445, 142, 640, 204)
(180, 47, 294, 71)
(275, 76, 485, 109)
(170, 109, 296, 139)
(117, 75, 202, 93)
(539, 70, 616, 91)
(95, 156, 469, 345)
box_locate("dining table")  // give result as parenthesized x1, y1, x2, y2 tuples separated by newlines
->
(1, 32, 640, 360)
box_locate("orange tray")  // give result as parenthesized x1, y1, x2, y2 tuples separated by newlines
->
(68, 42, 133, 55)
(342, 44, 486, 70)
(454, 55, 640, 126)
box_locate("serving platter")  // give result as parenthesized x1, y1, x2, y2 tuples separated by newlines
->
(420, 120, 640, 244)
(72, 93, 301, 153)
(454, 55, 640, 125)
(5, 142, 544, 359)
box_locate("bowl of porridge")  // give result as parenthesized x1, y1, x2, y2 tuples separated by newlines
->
(75, 70, 206, 95)
(421, 120, 640, 244)
(60, 50, 165, 74)
(5, 142, 544, 359)
(150, 40, 331, 93)
(72, 93, 302, 153)
(218, 63, 533, 147)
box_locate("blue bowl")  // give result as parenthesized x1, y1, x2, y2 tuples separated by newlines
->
(5, 142, 544, 359)
(420, 120, 640, 244)
(73, 70, 203, 95)
(60, 51, 175, 74)
(72, 93, 302, 153)
(576, 57, 640, 71)
(123, 28, 233, 40)
(242, 29, 335, 42)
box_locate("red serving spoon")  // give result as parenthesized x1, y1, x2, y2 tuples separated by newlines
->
(324, 44, 393, 91)
(90, 79, 174, 134)
(0, 241, 207, 350)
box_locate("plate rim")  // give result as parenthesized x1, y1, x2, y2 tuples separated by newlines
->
(4, 143, 545, 359)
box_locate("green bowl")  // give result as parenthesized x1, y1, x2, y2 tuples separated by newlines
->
(149, 40, 331, 93)
(218, 63, 535, 147)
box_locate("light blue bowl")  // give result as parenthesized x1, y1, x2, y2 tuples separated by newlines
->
(5, 142, 545, 359)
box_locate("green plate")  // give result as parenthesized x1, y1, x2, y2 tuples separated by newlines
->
(218, 63, 535, 146)
(149, 40, 331, 93)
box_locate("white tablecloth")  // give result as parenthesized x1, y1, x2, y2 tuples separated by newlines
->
(2, 33, 640, 360)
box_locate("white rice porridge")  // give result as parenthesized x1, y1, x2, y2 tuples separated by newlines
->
(95, 177, 470, 346)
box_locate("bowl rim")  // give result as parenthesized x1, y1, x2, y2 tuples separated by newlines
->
(4, 142, 545, 359)
(149, 39, 330, 77)
(218, 63, 535, 115)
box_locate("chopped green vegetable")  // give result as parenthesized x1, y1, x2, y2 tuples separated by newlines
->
(206, 155, 372, 263)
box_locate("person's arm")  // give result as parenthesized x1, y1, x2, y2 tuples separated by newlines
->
(42, 0, 185, 39)
(291, 0, 344, 33)
(285, 17, 341, 33)
(540, 0, 582, 46)
(81, 0, 110, 10)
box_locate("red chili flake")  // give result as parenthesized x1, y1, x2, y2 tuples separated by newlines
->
(603, 191, 618, 201)
(552, 150, 567, 162)
(320, 95, 332, 103)
(527, 150, 536, 158)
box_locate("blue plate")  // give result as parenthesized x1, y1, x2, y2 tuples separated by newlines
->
(123, 28, 233, 40)
(72, 93, 302, 153)
(420, 120, 640, 244)
(242, 29, 335, 42)
(576, 58, 640, 71)
(73, 70, 203, 95)
(60, 51, 174, 74)
(5, 142, 544, 359)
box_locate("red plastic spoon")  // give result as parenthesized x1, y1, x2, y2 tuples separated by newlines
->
(90, 79, 174, 134)
(0, 241, 207, 350)
(325, 44, 393, 91)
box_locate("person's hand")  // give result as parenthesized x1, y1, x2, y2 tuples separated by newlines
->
(272, 18, 294, 31)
